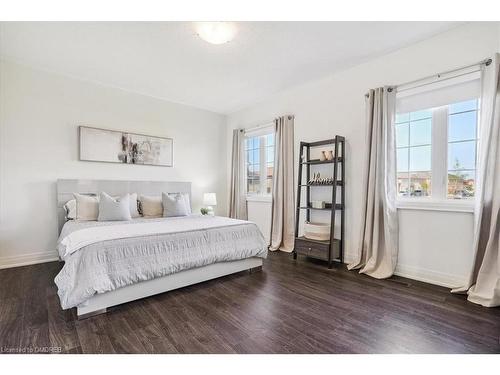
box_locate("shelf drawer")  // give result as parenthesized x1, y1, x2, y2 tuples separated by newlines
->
(294, 238, 340, 261)
(294, 239, 329, 261)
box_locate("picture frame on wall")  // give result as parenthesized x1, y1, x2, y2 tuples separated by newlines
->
(79, 126, 173, 167)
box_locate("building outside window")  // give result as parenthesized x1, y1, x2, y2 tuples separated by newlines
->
(245, 127, 275, 196)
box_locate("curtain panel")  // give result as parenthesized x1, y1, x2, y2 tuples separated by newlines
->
(270, 115, 295, 252)
(349, 87, 399, 279)
(452, 54, 500, 307)
(228, 129, 247, 220)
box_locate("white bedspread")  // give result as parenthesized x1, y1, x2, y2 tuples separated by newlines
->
(54, 215, 267, 309)
(58, 215, 251, 259)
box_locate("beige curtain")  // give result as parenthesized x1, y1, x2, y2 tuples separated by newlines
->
(452, 54, 500, 307)
(228, 129, 247, 220)
(270, 115, 295, 252)
(349, 87, 399, 278)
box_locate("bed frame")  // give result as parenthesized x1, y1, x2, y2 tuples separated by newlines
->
(56, 179, 263, 319)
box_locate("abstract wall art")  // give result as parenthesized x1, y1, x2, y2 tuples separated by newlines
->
(79, 126, 173, 167)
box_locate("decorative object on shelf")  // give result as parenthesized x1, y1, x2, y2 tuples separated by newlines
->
(308, 172, 319, 185)
(319, 150, 334, 161)
(203, 192, 217, 216)
(308, 172, 334, 185)
(294, 136, 345, 268)
(79, 126, 173, 167)
(304, 222, 331, 241)
(200, 207, 209, 215)
(311, 200, 326, 209)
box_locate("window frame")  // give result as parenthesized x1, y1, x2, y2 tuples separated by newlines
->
(244, 124, 275, 200)
(395, 103, 477, 213)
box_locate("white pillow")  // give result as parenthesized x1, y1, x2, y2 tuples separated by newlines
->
(63, 199, 77, 220)
(130, 193, 140, 218)
(175, 192, 192, 215)
(98, 192, 132, 221)
(115, 192, 140, 218)
(162, 193, 189, 217)
(139, 195, 163, 217)
(73, 193, 99, 221)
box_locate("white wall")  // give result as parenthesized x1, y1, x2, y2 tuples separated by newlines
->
(227, 22, 500, 287)
(247, 198, 272, 245)
(0, 60, 228, 268)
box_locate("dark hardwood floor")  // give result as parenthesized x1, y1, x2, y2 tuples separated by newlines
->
(0, 251, 499, 354)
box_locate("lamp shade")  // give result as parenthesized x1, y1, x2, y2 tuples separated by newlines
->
(203, 193, 217, 206)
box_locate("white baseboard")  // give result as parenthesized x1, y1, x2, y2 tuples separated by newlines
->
(394, 263, 465, 289)
(0, 251, 59, 270)
(344, 253, 464, 288)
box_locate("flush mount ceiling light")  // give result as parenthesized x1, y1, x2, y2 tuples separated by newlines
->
(195, 22, 237, 45)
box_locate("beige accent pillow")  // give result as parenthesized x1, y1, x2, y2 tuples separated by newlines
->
(73, 193, 99, 221)
(139, 195, 163, 217)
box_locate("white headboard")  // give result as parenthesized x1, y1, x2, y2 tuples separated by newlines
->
(56, 179, 191, 232)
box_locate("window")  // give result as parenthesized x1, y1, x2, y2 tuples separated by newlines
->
(245, 129, 275, 196)
(396, 110, 433, 197)
(447, 99, 478, 199)
(394, 70, 481, 207)
(395, 99, 479, 202)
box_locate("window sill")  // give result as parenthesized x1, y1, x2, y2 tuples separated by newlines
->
(396, 199, 474, 213)
(246, 195, 272, 203)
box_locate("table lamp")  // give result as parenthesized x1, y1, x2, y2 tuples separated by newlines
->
(203, 193, 217, 216)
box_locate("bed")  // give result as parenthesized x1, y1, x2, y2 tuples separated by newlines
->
(55, 179, 267, 319)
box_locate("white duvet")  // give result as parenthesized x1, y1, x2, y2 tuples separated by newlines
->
(55, 215, 267, 309)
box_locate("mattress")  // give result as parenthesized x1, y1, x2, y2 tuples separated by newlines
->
(54, 215, 268, 309)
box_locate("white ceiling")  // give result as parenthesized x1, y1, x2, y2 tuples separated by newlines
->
(0, 22, 462, 114)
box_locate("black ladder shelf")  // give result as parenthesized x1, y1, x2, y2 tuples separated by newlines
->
(293, 136, 345, 268)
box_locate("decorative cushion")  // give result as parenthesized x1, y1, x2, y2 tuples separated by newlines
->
(163, 192, 191, 215)
(73, 193, 99, 221)
(109, 193, 140, 217)
(139, 195, 163, 217)
(127, 193, 140, 218)
(176, 192, 192, 215)
(98, 192, 132, 221)
(162, 193, 189, 217)
(63, 199, 77, 220)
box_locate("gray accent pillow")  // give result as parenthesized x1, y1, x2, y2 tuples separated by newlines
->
(63, 199, 77, 220)
(177, 192, 192, 215)
(98, 192, 132, 221)
(162, 193, 189, 217)
(112, 192, 140, 218)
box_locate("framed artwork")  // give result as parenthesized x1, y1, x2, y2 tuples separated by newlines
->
(79, 126, 173, 167)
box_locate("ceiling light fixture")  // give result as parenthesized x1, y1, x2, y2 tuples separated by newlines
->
(195, 22, 237, 45)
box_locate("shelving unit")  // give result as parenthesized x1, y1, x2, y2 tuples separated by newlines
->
(293, 136, 345, 268)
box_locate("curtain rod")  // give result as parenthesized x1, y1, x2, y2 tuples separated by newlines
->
(364, 57, 492, 98)
(242, 121, 275, 134)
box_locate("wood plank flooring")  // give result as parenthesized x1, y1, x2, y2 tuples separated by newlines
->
(0, 251, 499, 354)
